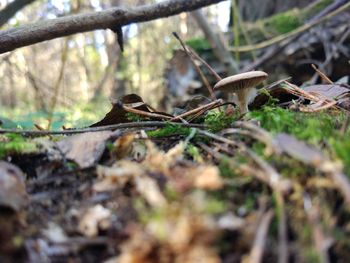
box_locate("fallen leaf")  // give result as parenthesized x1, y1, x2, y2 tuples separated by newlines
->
(95, 160, 166, 207)
(193, 166, 223, 190)
(90, 94, 152, 127)
(112, 133, 135, 159)
(78, 204, 111, 237)
(57, 131, 112, 168)
(134, 175, 167, 207)
(0, 161, 28, 212)
(275, 133, 324, 166)
(304, 84, 349, 100)
(42, 222, 68, 243)
(94, 161, 144, 192)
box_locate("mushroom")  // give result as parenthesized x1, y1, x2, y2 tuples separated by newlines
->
(214, 71, 268, 114)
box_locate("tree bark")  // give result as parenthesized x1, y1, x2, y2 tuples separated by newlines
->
(0, 0, 37, 28)
(0, 0, 226, 54)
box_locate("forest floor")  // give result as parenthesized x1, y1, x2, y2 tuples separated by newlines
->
(1, 82, 350, 263)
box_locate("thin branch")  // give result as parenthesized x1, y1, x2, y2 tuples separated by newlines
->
(170, 99, 223, 121)
(248, 209, 274, 263)
(0, 0, 226, 54)
(173, 32, 217, 100)
(0, 121, 206, 136)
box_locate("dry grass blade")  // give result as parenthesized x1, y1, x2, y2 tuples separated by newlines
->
(246, 209, 274, 263)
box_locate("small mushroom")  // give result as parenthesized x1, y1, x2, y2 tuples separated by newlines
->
(214, 71, 268, 114)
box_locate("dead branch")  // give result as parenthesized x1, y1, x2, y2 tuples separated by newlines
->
(0, 0, 37, 28)
(0, 0, 226, 54)
(0, 121, 206, 135)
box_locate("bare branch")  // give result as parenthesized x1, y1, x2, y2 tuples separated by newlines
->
(0, 0, 226, 54)
(0, 0, 36, 28)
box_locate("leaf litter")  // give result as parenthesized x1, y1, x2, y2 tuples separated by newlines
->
(0, 79, 350, 262)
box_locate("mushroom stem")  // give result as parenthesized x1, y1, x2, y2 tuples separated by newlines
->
(236, 88, 251, 114)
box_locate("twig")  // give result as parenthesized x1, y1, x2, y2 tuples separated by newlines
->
(172, 32, 218, 100)
(0, 121, 206, 135)
(122, 105, 173, 120)
(197, 129, 292, 194)
(231, 121, 282, 154)
(247, 209, 274, 263)
(170, 99, 223, 121)
(172, 32, 222, 82)
(311, 64, 333, 84)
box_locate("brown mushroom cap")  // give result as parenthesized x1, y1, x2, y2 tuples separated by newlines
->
(214, 71, 268, 92)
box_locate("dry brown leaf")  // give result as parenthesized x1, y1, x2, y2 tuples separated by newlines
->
(78, 204, 111, 237)
(112, 133, 135, 159)
(57, 131, 112, 168)
(193, 166, 223, 190)
(134, 176, 167, 207)
(304, 84, 349, 100)
(0, 161, 28, 211)
(94, 160, 143, 192)
(117, 205, 220, 263)
(142, 141, 183, 175)
(169, 165, 223, 192)
(90, 94, 151, 127)
(95, 160, 166, 207)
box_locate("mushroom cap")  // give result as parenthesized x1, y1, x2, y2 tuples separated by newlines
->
(214, 71, 268, 92)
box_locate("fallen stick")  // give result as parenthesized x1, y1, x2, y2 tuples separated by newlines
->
(0, 121, 206, 135)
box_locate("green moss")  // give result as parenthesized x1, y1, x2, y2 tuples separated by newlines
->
(248, 106, 344, 142)
(302, 0, 332, 19)
(204, 197, 227, 214)
(248, 106, 350, 175)
(0, 134, 38, 158)
(204, 109, 237, 133)
(126, 112, 148, 122)
(266, 9, 302, 34)
(146, 124, 191, 138)
(186, 143, 202, 162)
(185, 37, 211, 51)
(330, 136, 350, 174)
(219, 157, 239, 178)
